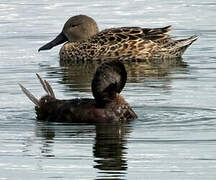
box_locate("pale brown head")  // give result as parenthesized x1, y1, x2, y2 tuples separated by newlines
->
(38, 15, 99, 51)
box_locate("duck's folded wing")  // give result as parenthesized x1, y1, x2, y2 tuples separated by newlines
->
(141, 25, 172, 35)
(95, 26, 172, 45)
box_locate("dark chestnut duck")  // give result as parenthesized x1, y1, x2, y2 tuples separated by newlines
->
(39, 14, 198, 63)
(19, 61, 137, 123)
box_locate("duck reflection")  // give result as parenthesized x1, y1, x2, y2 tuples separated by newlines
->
(60, 61, 99, 92)
(55, 58, 187, 92)
(35, 122, 132, 179)
(93, 123, 131, 179)
(35, 122, 56, 157)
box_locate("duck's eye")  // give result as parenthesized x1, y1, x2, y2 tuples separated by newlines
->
(71, 23, 81, 28)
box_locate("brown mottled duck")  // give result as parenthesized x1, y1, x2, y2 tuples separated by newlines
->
(39, 15, 198, 63)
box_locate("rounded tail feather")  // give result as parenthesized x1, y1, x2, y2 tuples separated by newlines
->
(91, 60, 127, 106)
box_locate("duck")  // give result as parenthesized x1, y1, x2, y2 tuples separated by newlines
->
(38, 14, 198, 63)
(19, 60, 137, 123)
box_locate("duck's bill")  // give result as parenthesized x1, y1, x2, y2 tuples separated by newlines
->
(38, 32, 68, 51)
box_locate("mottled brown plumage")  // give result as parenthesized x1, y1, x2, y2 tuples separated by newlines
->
(19, 61, 137, 123)
(39, 15, 198, 63)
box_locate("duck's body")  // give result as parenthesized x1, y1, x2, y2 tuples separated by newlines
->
(35, 94, 135, 123)
(60, 27, 198, 63)
(39, 15, 198, 63)
(19, 61, 137, 123)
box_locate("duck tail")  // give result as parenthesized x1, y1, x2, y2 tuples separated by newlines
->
(19, 83, 40, 106)
(177, 35, 199, 47)
(91, 60, 127, 106)
(172, 35, 199, 56)
(19, 74, 56, 106)
(36, 73, 56, 99)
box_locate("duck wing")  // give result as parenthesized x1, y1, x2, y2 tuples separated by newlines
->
(141, 25, 172, 35)
(91, 60, 127, 106)
(92, 26, 172, 45)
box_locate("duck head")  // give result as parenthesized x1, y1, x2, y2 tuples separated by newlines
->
(38, 15, 99, 51)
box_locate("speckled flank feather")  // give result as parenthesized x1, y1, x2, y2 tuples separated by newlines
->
(39, 15, 199, 63)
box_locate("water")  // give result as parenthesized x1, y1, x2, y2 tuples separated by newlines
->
(0, 0, 216, 179)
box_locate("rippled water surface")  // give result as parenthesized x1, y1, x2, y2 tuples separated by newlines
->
(0, 0, 216, 179)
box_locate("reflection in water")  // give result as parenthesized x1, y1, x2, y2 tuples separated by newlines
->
(60, 61, 99, 92)
(35, 122, 133, 180)
(93, 123, 132, 180)
(35, 122, 56, 157)
(124, 58, 187, 82)
(42, 58, 188, 92)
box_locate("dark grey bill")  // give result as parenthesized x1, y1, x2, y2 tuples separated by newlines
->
(38, 32, 68, 51)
